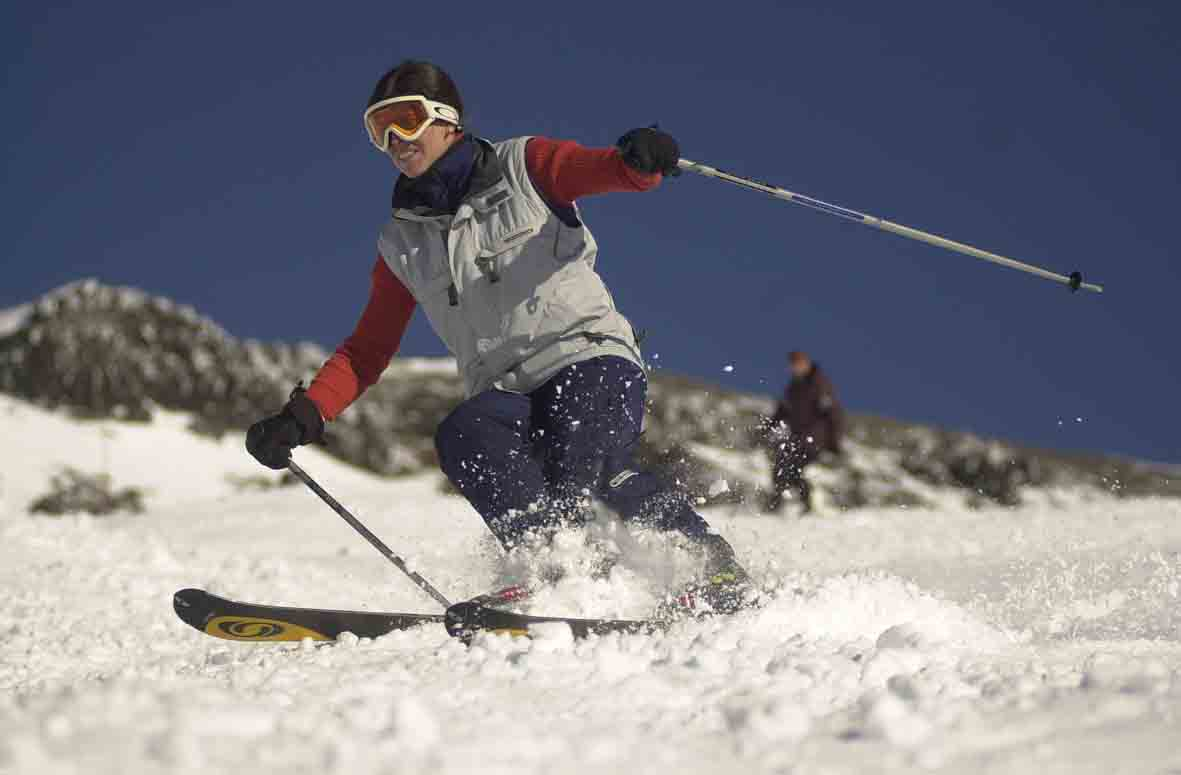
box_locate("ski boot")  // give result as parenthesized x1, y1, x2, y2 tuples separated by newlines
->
(655, 534, 760, 619)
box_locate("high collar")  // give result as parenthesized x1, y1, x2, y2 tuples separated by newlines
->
(391, 135, 489, 215)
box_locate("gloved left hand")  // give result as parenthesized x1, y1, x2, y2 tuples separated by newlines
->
(245, 386, 325, 470)
(617, 126, 681, 176)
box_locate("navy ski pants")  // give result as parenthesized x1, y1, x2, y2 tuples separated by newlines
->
(435, 356, 711, 549)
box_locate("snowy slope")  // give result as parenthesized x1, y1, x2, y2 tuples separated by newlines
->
(2, 394, 1181, 774)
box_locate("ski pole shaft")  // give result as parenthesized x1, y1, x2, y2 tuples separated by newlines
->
(676, 158, 1104, 294)
(287, 460, 452, 609)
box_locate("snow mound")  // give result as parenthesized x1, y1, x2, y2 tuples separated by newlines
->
(0, 302, 30, 337)
(754, 571, 1008, 651)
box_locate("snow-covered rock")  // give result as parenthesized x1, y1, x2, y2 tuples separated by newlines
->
(1, 280, 1178, 510)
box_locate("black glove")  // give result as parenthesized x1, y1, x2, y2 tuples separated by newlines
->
(617, 126, 680, 176)
(245, 386, 325, 470)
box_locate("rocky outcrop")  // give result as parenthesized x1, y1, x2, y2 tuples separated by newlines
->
(2, 280, 1176, 508)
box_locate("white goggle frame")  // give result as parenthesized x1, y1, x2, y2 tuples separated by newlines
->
(363, 95, 461, 150)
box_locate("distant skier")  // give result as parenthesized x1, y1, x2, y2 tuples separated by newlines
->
(764, 350, 845, 513)
(245, 60, 752, 613)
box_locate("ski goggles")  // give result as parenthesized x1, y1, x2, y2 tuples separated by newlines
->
(363, 95, 461, 150)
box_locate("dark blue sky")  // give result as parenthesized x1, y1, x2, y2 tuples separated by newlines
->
(3, 1, 1178, 462)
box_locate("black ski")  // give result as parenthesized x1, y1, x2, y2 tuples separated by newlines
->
(174, 588, 668, 644)
(173, 588, 444, 642)
(444, 600, 666, 642)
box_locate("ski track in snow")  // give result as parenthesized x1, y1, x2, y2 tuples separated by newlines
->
(2, 394, 1181, 774)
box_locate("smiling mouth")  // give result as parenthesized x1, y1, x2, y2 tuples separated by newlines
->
(396, 146, 420, 163)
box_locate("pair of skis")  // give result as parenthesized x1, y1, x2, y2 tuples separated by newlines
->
(174, 587, 665, 644)
(174, 462, 677, 645)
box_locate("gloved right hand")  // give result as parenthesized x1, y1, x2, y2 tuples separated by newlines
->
(246, 386, 325, 470)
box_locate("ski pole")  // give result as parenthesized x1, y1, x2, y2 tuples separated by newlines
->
(676, 158, 1104, 294)
(286, 460, 452, 609)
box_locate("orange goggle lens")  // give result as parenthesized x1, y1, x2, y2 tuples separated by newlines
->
(365, 100, 432, 145)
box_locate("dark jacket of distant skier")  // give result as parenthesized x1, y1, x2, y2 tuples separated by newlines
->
(763, 356, 845, 513)
(244, 60, 752, 612)
(771, 363, 846, 454)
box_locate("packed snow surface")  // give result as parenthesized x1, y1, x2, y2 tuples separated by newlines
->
(2, 393, 1181, 774)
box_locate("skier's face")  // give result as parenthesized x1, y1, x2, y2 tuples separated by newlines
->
(387, 122, 462, 178)
(790, 358, 811, 378)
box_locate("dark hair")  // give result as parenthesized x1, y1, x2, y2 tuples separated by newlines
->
(367, 60, 464, 124)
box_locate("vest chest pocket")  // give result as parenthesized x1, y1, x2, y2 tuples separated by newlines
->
(461, 222, 551, 346)
(472, 224, 541, 283)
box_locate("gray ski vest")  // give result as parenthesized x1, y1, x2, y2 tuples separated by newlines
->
(378, 136, 643, 397)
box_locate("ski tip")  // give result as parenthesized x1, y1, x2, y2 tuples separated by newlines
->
(172, 588, 337, 641)
(172, 588, 212, 631)
(173, 587, 206, 602)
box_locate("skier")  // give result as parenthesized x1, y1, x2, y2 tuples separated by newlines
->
(764, 350, 845, 513)
(245, 60, 753, 613)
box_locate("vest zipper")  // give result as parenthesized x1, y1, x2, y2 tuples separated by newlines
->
(440, 229, 459, 306)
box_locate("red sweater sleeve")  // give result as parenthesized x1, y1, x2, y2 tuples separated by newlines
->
(306, 257, 416, 420)
(525, 137, 662, 207)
